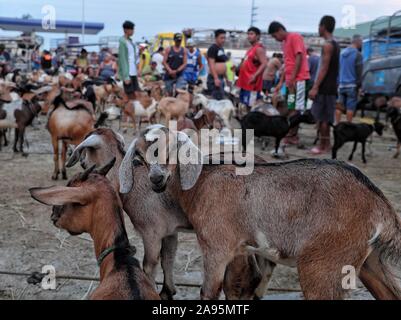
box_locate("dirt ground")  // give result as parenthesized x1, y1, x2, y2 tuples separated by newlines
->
(1, 113, 400, 300)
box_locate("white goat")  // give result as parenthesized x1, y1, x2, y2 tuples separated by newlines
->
(193, 93, 235, 130)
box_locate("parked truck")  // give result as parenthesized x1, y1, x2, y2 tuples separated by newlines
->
(362, 10, 401, 98)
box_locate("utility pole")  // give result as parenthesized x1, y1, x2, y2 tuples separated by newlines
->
(82, 0, 86, 44)
(250, 0, 258, 27)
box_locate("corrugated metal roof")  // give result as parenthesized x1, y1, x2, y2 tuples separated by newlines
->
(334, 21, 376, 38)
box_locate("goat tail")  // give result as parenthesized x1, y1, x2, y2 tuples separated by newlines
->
(95, 112, 108, 129)
(367, 216, 401, 299)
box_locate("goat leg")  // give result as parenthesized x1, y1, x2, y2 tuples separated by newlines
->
(61, 141, 68, 180)
(394, 142, 401, 159)
(349, 142, 358, 162)
(19, 126, 28, 157)
(142, 235, 162, 288)
(273, 138, 281, 157)
(13, 128, 19, 153)
(51, 137, 60, 180)
(159, 234, 178, 300)
(362, 141, 367, 164)
(4, 129, 8, 146)
(254, 257, 277, 300)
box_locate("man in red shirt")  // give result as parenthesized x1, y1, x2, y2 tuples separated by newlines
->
(268, 21, 311, 146)
(237, 27, 268, 108)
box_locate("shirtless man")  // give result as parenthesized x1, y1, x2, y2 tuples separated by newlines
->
(263, 53, 282, 95)
(207, 29, 228, 100)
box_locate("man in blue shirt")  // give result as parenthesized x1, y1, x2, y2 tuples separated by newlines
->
(307, 48, 320, 85)
(336, 35, 363, 123)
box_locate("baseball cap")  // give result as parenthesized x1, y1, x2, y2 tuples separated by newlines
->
(186, 39, 195, 46)
(174, 33, 183, 41)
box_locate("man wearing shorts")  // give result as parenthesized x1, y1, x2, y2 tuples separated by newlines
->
(207, 29, 228, 100)
(163, 33, 187, 96)
(237, 27, 268, 108)
(309, 16, 340, 155)
(269, 21, 311, 145)
(118, 21, 140, 99)
(336, 35, 363, 123)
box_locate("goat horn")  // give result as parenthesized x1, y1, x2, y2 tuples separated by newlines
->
(66, 134, 104, 168)
(95, 158, 117, 177)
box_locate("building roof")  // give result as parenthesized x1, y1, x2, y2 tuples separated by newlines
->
(0, 17, 104, 35)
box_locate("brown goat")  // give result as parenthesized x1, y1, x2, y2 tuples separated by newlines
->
(158, 90, 191, 125)
(65, 128, 189, 299)
(0, 86, 42, 156)
(47, 93, 98, 180)
(120, 125, 401, 300)
(29, 159, 160, 300)
(0, 83, 13, 150)
(67, 128, 273, 300)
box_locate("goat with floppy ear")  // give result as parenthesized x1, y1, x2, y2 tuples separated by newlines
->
(74, 128, 269, 300)
(120, 125, 401, 301)
(119, 126, 203, 194)
(29, 158, 160, 300)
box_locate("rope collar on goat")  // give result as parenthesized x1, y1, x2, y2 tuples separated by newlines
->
(97, 245, 136, 267)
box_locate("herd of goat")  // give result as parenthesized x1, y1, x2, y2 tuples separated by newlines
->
(1, 69, 401, 300)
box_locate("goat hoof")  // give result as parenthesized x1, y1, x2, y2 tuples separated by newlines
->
(51, 174, 59, 181)
(62, 173, 68, 180)
(159, 288, 176, 301)
(21, 152, 29, 158)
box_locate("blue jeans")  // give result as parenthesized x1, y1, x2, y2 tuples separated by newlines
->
(164, 75, 187, 95)
(338, 87, 358, 112)
(207, 74, 225, 100)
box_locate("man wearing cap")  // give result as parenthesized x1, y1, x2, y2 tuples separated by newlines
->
(183, 39, 203, 87)
(163, 33, 188, 96)
(118, 20, 140, 99)
(141, 61, 161, 82)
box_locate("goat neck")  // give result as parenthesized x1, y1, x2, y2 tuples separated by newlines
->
(90, 191, 129, 281)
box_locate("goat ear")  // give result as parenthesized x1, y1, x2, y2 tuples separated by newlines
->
(29, 186, 90, 206)
(96, 158, 116, 176)
(66, 134, 104, 168)
(194, 110, 204, 120)
(177, 132, 203, 191)
(119, 139, 137, 194)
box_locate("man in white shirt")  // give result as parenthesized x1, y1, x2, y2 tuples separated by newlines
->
(118, 20, 140, 99)
(152, 47, 165, 75)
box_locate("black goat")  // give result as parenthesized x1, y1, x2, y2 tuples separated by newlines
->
(239, 110, 312, 154)
(386, 107, 401, 159)
(332, 121, 384, 164)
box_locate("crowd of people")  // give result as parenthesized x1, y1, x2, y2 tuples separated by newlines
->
(1, 15, 365, 156)
(116, 16, 364, 155)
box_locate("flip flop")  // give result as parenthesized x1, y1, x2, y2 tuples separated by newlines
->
(309, 147, 330, 155)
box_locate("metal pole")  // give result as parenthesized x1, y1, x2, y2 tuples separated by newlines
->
(82, 0, 85, 44)
(250, 0, 257, 27)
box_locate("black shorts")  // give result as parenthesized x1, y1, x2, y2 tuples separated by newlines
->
(123, 76, 140, 95)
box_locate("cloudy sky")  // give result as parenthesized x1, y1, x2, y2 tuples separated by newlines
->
(0, 0, 400, 47)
